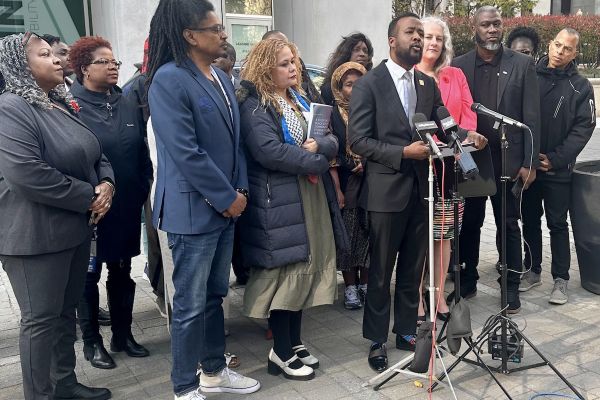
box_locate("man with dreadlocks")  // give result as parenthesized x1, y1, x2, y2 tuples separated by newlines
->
(146, 1, 259, 399)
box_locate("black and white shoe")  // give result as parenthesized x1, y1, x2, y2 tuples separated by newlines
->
(267, 349, 314, 380)
(292, 344, 319, 369)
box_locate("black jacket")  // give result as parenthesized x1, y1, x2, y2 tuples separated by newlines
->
(71, 81, 153, 262)
(236, 81, 348, 270)
(536, 56, 596, 182)
(348, 61, 445, 212)
(452, 48, 541, 177)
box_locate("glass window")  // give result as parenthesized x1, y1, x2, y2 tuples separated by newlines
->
(231, 24, 268, 60)
(225, 0, 272, 16)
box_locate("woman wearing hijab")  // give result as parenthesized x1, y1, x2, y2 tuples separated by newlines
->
(328, 62, 370, 310)
(0, 33, 113, 400)
(69, 36, 153, 369)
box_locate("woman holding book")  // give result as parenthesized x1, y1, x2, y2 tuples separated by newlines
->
(237, 38, 347, 381)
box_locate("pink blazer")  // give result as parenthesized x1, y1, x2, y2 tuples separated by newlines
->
(438, 66, 477, 131)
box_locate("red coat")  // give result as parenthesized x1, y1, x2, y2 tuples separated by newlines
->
(438, 66, 477, 131)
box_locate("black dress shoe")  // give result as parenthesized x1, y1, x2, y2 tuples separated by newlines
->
(83, 342, 116, 369)
(368, 343, 388, 372)
(98, 307, 111, 326)
(110, 334, 150, 357)
(54, 382, 111, 400)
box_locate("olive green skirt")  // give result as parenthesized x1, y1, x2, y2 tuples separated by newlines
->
(243, 176, 337, 319)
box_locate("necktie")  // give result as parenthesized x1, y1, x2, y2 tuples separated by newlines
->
(401, 71, 417, 126)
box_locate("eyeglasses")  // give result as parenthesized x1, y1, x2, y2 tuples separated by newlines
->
(89, 59, 123, 69)
(22, 31, 44, 47)
(188, 24, 226, 35)
(517, 49, 532, 56)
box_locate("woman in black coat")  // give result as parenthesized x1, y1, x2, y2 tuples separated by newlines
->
(70, 36, 152, 369)
(237, 39, 347, 381)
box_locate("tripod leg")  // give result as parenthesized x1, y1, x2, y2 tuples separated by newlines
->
(516, 330, 585, 400)
(373, 371, 401, 391)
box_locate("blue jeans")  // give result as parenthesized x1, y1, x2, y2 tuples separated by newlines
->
(167, 222, 233, 395)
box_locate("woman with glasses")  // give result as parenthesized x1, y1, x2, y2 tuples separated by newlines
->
(69, 36, 153, 369)
(0, 32, 113, 400)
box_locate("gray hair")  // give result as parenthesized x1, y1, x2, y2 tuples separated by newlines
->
(421, 16, 454, 73)
(0, 33, 70, 109)
(473, 6, 500, 24)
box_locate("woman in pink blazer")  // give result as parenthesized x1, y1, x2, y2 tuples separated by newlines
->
(416, 16, 486, 323)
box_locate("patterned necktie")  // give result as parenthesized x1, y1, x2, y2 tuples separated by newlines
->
(401, 70, 417, 127)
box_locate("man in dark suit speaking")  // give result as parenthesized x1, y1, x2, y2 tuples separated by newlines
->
(452, 6, 541, 314)
(348, 13, 440, 372)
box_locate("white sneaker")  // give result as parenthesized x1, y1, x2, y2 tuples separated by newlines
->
(200, 367, 260, 394)
(174, 388, 205, 400)
(344, 285, 362, 310)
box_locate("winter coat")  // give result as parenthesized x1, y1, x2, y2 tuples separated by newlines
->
(236, 81, 348, 270)
(536, 56, 596, 182)
(71, 80, 153, 262)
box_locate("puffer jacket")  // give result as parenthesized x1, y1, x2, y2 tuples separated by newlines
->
(536, 56, 596, 182)
(237, 81, 348, 270)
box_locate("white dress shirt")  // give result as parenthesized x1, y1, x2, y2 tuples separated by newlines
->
(386, 58, 417, 126)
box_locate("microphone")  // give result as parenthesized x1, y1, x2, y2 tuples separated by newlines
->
(435, 107, 479, 180)
(470, 103, 528, 129)
(413, 113, 442, 159)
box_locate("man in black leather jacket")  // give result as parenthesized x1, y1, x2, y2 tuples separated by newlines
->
(521, 28, 596, 305)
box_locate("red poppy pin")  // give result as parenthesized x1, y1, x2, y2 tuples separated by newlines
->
(69, 100, 81, 113)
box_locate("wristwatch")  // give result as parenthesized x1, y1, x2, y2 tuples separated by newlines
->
(236, 188, 249, 199)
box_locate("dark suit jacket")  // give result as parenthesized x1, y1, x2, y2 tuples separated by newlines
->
(149, 59, 248, 235)
(0, 93, 114, 255)
(348, 61, 444, 212)
(452, 47, 541, 177)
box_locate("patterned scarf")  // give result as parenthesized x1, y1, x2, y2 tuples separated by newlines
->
(331, 61, 366, 160)
(276, 89, 309, 146)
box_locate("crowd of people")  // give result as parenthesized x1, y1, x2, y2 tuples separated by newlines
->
(0, 0, 596, 399)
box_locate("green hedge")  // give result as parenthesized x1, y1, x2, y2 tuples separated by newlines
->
(447, 15, 600, 67)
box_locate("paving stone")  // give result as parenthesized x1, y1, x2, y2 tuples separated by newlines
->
(0, 128, 598, 399)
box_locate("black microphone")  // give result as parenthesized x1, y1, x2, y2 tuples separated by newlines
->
(413, 113, 442, 159)
(470, 103, 528, 129)
(435, 107, 479, 180)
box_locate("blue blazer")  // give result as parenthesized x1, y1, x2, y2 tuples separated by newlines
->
(149, 58, 247, 234)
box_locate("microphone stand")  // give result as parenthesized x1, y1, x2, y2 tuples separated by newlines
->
(428, 123, 584, 400)
(364, 154, 455, 397)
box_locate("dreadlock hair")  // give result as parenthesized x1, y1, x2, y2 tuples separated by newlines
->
(241, 38, 303, 115)
(322, 32, 373, 94)
(146, 0, 215, 89)
(0, 33, 71, 110)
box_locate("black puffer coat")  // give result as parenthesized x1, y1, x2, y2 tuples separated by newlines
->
(237, 81, 348, 270)
(536, 56, 596, 182)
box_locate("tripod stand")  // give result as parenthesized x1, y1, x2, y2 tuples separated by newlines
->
(429, 123, 584, 400)
(363, 154, 456, 398)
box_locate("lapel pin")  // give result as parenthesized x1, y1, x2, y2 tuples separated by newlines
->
(502, 71, 508, 75)
(418, 79, 425, 86)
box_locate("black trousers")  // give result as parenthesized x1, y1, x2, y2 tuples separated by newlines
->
(1, 240, 89, 400)
(522, 179, 571, 281)
(78, 258, 136, 347)
(363, 189, 427, 344)
(458, 154, 523, 290)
